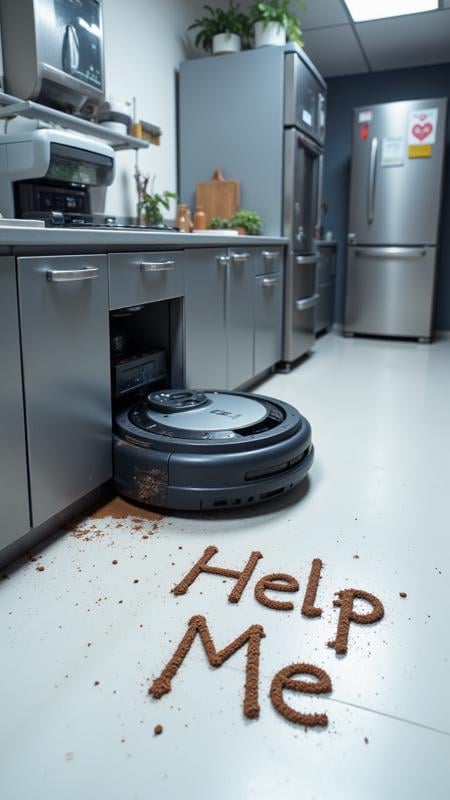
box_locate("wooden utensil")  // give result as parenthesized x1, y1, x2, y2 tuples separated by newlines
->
(196, 169, 240, 227)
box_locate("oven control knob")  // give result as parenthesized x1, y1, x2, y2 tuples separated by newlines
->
(63, 25, 80, 75)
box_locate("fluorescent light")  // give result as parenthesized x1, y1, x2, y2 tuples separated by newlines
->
(344, 0, 438, 23)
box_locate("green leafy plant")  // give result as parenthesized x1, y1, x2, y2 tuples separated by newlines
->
(249, 1, 304, 46)
(138, 191, 177, 226)
(210, 216, 232, 229)
(229, 209, 262, 235)
(188, 2, 252, 52)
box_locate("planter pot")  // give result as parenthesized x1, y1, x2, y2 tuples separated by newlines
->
(254, 21, 286, 47)
(212, 33, 241, 55)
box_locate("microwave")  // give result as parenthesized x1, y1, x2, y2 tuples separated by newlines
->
(0, 0, 105, 111)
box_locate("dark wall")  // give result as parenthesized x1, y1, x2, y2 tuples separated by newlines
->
(323, 62, 450, 331)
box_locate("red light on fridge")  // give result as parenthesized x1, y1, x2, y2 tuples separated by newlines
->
(360, 123, 369, 141)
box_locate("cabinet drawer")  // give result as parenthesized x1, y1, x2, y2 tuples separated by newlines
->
(109, 250, 185, 309)
(255, 246, 284, 276)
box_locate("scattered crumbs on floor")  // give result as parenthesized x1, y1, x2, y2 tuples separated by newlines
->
(154, 724, 163, 736)
(36, 565, 45, 572)
(399, 592, 407, 598)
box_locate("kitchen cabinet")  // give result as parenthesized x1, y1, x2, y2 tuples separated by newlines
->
(227, 248, 255, 388)
(0, 257, 30, 548)
(17, 254, 111, 528)
(185, 248, 228, 389)
(315, 242, 336, 334)
(185, 246, 284, 391)
(254, 271, 283, 375)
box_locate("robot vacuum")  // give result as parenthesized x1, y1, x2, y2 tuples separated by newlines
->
(113, 389, 314, 511)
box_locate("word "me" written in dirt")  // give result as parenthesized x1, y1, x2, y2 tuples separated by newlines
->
(148, 546, 384, 728)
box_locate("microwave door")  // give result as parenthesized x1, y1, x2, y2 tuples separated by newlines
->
(283, 129, 322, 252)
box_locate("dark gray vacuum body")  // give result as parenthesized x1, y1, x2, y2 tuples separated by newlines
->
(113, 390, 313, 511)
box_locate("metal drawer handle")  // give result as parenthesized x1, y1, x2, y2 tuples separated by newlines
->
(263, 250, 279, 260)
(262, 277, 279, 287)
(231, 252, 250, 262)
(296, 293, 320, 311)
(355, 248, 427, 259)
(47, 266, 99, 282)
(295, 255, 319, 265)
(140, 260, 175, 272)
(216, 255, 231, 266)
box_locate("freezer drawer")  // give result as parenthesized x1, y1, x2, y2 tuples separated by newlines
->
(344, 246, 436, 338)
(283, 253, 319, 362)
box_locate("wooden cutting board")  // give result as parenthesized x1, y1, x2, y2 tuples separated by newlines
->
(196, 169, 240, 227)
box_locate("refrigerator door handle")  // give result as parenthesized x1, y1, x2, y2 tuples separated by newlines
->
(355, 247, 428, 259)
(368, 137, 378, 224)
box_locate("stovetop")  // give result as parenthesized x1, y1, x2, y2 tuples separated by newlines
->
(22, 211, 179, 232)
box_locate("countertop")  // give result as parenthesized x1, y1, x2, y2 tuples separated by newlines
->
(0, 226, 288, 252)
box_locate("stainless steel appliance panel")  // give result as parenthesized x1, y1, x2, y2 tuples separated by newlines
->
(283, 253, 318, 361)
(344, 246, 436, 338)
(18, 254, 112, 528)
(349, 98, 447, 246)
(0, 257, 31, 548)
(283, 128, 321, 253)
(284, 52, 326, 144)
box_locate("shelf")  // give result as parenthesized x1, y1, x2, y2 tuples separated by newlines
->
(0, 91, 160, 151)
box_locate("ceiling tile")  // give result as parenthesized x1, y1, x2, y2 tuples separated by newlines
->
(357, 9, 450, 71)
(299, 0, 349, 30)
(302, 25, 368, 78)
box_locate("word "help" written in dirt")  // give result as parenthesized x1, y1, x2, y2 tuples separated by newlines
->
(148, 546, 384, 728)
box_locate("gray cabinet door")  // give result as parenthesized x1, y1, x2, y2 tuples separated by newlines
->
(185, 249, 228, 390)
(18, 254, 112, 528)
(227, 249, 255, 389)
(0, 258, 30, 548)
(254, 272, 283, 375)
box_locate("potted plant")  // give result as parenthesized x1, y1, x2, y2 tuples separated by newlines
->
(249, 1, 304, 48)
(210, 210, 262, 235)
(138, 189, 177, 227)
(188, 2, 252, 55)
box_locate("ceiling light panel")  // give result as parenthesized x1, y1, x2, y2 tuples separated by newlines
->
(344, 0, 438, 23)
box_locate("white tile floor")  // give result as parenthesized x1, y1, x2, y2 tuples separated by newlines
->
(1, 332, 450, 800)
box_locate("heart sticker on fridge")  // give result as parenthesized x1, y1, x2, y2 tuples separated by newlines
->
(412, 123, 433, 141)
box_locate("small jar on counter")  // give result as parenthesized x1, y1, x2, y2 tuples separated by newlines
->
(194, 207, 206, 230)
(176, 204, 193, 232)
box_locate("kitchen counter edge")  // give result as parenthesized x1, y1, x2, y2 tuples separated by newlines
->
(0, 228, 288, 250)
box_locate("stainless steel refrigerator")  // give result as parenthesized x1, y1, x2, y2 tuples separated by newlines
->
(179, 44, 326, 366)
(345, 97, 448, 341)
